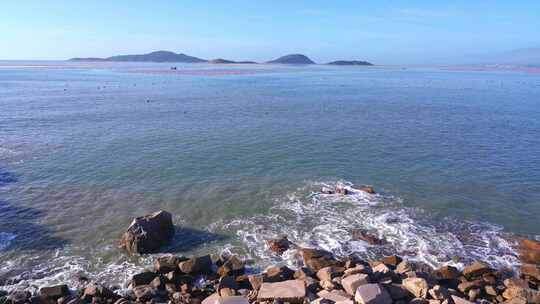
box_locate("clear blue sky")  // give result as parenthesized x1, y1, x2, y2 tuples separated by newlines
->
(1, 0, 539, 64)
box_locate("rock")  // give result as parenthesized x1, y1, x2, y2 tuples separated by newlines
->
(521, 264, 540, 282)
(202, 293, 220, 304)
(463, 261, 492, 279)
(266, 237, 292, 254)
(119, 210, 175, 254)
(484, 285, 498, 297)
(217, 255, 245, 277)
(358, 186, 376, 194)
(354, 284, 392, 304)
(396, 261, 413, 274)
(428, 285, 449, 300)
(409, 298, 429, 304)
(451, 295, 474, 304)
(384, 284, 409, 300)
(381, 255, 402, 268)
(40, 285, 70, 299)
(467, 288, 480, 302)
(301, 248, 339, 272)
(341, 273, 369, 295)
(344, 265, 370, 277)
(154, 255, 185, 273)
(320, 279, 336, 290)
(265, 265, 295, 282)
(131, 271, 158, 287)
(519, 239, 540, 264)
(294, 267, 316, 279)
(351, 229, 385, 245)
(502, 286, 540, 303)
(218, 276, 238, 296)
(457, 280, 483, 294)
(503, 298, 528, 304)
(216, 296, 249, 304)
(504, 278, 530, 289)
(248, 274, 263, 290)
(317, 290, 350, 302)
(257, 280, 306, 303)
(81, 283, 116, 301)
(7, 291, 32, 304)
(317, 266, 342, 282)
(132, 285, 159, 302)
(402, 277, 429, 298)
(321, 187, 335, 194)
(179, 255, 212, 274)
(433, 265, 461, 280)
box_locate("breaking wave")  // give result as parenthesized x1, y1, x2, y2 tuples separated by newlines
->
(0, 233, 16, 251)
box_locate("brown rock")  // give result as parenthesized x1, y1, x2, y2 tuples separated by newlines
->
(81, 283, 116, 301)
(382, 255, 402, 267)
(341, 273, 369, 295)
(457, 280, 483, 293)
(403, 277, 429, 298)
(119, 210, 175, 254)
(217, 255, 245, 277)
(428, 285, 449, 301)
(257, 280, 306, 303)
(248, 274, 263, 290)
(521, 264, 540, 281)
(504, 278, 530, 289)
(351, 229, 385, 245)
(433, 265, 461, 280)
(202, 293, 220, 304)
(154, 255, 185, 273)
(358, 186, 376, 194)
(266, 237, 292, 254)
(450, 295, 474, 304)
(354, 284, 392, 304)
(463, 261, 492, 279)
(294, 267, 316, 279)
(265, 265, 295, 282)
(467, 288, 480, 302)
(132, 285, 158, 301)
(131, 271, 158, 287)
(317, 290, 350, 302)
(484, 285, 498, 297)
(40, 285, 69, 299)
(502, 285, 540, 303)
(216, 296, 249, 304)
(317, 266, 342, 282)
(301, 248, 339, 272)
(179, 255, 212, 274)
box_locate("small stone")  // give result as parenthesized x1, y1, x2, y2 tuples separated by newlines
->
(257, 280, 306, 303)
(341, 273, 369, 295)
(402, 277, 429, 298)
(320, 279, 335, 290)
(502, 285, 540, 303)
(504, 278, 530, 289)
(354, 284, 392, 304)
(344, 265, 369, 277)
(132, 285, 157, 301)
(463, 261, 492, 279)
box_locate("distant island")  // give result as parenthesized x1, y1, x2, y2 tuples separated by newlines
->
(209, 58, 257, 64)
(70, 51, 206, 63)
(327, 60, 373, 66)
(267, 54, 315, 64)
(70, 51, 373, 66)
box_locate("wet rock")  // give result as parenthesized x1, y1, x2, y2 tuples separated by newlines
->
(521, 264, 540, 282)
(257, 280, 306, 303)
(403, 277, 429, 298)
(7, 291, 32, 304)
(154, 255, 185, 273)
(341, 273, 369, 295)
(81, 283, 116, 302)
(357, 186, 376, 194)
(463, 261, 492, 279)
(119, 210, 175, 254)
(40, 285, 70, 299)
(217, 255, 245, 277)
(301, 248, 339, 272)
(179, 255, 212, 274)
(351, 229, 385, 245)
(131, 271, 158, 287)
(519, 239, 540, 264)
(381, 255, 402, 268)
(266, 236, 292, 254)
(433, 266, 461, 280)
(458, 280, 484, 294)
(428, 285, 449, 301)
(265, 265, 295, 282)
(321, 187, 335, 194)
(354, 284, 392, 304)
(451, 295, 474, 304)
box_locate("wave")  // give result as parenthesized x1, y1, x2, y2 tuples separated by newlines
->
(0, 233, 16, 251)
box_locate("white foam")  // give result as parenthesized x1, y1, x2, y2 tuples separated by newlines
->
(0, 232, 16, 251)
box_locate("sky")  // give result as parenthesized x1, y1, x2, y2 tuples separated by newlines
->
(1, 0, 539, 64)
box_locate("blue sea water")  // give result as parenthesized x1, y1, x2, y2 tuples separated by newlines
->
(0, 61, 539, 290)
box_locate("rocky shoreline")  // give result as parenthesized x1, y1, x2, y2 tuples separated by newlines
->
(1, 210, 540, 304)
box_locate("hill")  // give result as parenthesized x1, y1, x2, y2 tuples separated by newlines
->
(69, 51, 207, 63)
(267, 54, 315, 64)
(327, 60, 373, 66)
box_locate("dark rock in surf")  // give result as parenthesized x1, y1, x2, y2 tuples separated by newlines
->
(178, 255, 213, 274)
(154, 255, 186, 274)
(40, 285, 69, 300)
(119, 210, 175, 254)
(266, 236, 292, 254)
(301, 248, 339, 272)
(131, 271, 158, 287)
(351, 229, 386, 245)
(358, 186, 376, 194)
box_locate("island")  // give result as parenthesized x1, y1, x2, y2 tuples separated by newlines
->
(267, 54, 315, 64)
(69, 51, 207, 63)
(209, 58, 257, 64)
(327, 60, 373, 66)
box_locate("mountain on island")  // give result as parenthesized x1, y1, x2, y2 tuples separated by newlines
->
(209, 58, 257, 64)
(267, 54, 315, 64)
(327, 60, 373, 66)
(70, 51, 207, 63)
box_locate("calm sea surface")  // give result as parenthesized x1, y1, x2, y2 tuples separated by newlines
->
(1, 62, 539, 290)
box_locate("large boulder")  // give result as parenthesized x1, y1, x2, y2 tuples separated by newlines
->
(519, 239, 540, 264)
(354, 284, 392, 304)
(402, 278, 429, 298)
(342, 273, 369, 295)
(301, 248, 339, 272)
(119, 210, 175, 254)
(462, 261, 492, 279)
(179, 255, 213, 275)
(257, 280, 306, 303)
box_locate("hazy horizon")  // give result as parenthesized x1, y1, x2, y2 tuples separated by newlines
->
(1, 1, 540, 64)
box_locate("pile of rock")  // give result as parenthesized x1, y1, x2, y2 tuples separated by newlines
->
(4, 248, 538, 304)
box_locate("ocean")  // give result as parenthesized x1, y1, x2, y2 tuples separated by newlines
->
(1, 61, 539, 291)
